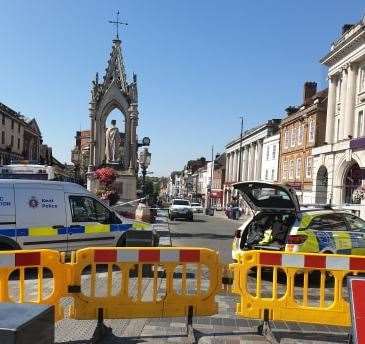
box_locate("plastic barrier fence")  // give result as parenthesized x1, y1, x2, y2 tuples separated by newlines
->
(0, 249, 70, 321)
(230, 250, 365, 327)
(69, 247, 220, 320)
(0, 247, 221, 324)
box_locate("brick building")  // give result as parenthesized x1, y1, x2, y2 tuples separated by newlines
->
(279, 82, 328, 203)
(0, 102, 49, 164)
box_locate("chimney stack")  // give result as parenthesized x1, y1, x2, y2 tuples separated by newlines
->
(303, 82, 317, 102)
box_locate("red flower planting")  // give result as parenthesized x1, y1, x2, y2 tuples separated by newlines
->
(95, 167, 117, 186)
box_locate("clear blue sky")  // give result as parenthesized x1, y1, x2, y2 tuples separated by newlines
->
(0, 1, 364, 176)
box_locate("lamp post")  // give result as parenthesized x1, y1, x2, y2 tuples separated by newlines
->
(139, 147, 151, 197)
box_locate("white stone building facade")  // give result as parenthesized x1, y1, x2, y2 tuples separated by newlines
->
(223, 119, 281, 206)
(312, 19, 365, 217)
(261, 134, 280, 182)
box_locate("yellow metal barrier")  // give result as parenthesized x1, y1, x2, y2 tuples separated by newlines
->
(0, 249, 69, 321)
(69, 247, 220, 320)
(230, 250, 365, 327)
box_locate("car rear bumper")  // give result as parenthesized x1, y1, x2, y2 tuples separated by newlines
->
(170, 211, 193, 218)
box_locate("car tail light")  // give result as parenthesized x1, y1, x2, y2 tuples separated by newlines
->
(235, 230, 241, 238)
(287, 234, 307, 245)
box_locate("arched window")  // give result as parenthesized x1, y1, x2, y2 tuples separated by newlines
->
(315, 166, 328, 204)
(344, 162, 362, 204)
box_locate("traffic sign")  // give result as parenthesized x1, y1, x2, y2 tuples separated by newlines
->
(348, 276, 365, 344)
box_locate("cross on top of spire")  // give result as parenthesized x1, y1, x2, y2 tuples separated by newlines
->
(108, 11, 128, 40)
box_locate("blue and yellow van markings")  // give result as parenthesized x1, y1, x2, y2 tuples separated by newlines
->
(0, 223, 139, 238)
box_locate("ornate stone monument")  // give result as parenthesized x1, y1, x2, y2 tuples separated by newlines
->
(87, 35, 138, 202)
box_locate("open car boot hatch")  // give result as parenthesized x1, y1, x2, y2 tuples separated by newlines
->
(233, 181, 300, 213)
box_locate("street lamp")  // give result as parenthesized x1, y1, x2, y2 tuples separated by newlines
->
(138, 136, 151, 148)
(139, 147, 151, 197)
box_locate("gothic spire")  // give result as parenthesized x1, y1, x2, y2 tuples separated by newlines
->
(102, 39, 128, 92)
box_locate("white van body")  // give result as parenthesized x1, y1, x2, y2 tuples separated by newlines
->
(0, 180, 157, 251)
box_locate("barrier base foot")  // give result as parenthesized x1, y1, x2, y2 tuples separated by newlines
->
(185, 305, 196, 344)
(91, 308, 112, 344)
(348, 330, 353, 344)
(257, 310, 278, 344)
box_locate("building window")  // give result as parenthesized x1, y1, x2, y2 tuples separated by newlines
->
(272, 145, 276, 159)
(284, 131, 289, 149)
(11, 120, 14, 130)
(282, 161, 288, 180)
(10, 135, 14, 147)
(298, 124, 304, 145)
(308, 120, 315, 142)
(266, 145, 270, 160)
(271, 169, 275, 180)
(265, 169, 268, 180)
(1, 132, 4, 145)
(306, 156, 313, 178)
(291, 128, 296, 147)
(289, 160, 294, 179)
(358, 111, 364, 137)
(296, 158, 301, 179)
(17, 138, 20, 149)
(18, 123, 21, 133)
(1, 116, 4, 125)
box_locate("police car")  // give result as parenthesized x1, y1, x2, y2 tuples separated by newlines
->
(0, 179, 157, 251)
(232, 182, 365, 261)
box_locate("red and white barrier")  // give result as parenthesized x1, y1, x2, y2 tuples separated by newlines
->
(259, 252, 365, 271)
(0, 251, 41, 267)
(94, 248, 201, 264)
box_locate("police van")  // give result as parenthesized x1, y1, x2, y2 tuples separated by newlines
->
(0, 179, 157, 251)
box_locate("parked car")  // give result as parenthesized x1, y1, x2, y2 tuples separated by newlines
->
(169, 199, 193, 221)
(232, 181, 365, 261)
(191, 202, 204, 213)
(0, 179, 158, 251)
(215, 204, 223, 211)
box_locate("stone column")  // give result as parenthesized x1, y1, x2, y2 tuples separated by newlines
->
(340, 67, 348, 140)
(124, 117, 130, 169)
(247, 145, 252, 180)
(236, 149, 240, 181)
(225, 153, 230, 183)
(239, 147, 244, 181)
(256, 140, 263, 180)
(249, 143, 256, 180)
(128, 103, 138, 173)
(344, 63, 358, 139)
(243, 146, 249, 181)
(325, 75, 337, 144)
(88, 102, 96, 171)
(229, 151, 234, 181)
(232, 151, 237, 182)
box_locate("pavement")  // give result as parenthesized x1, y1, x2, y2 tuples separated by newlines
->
(50, 212, 349, 343)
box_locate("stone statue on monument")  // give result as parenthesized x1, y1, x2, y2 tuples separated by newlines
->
(105, 119, 121, 164)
